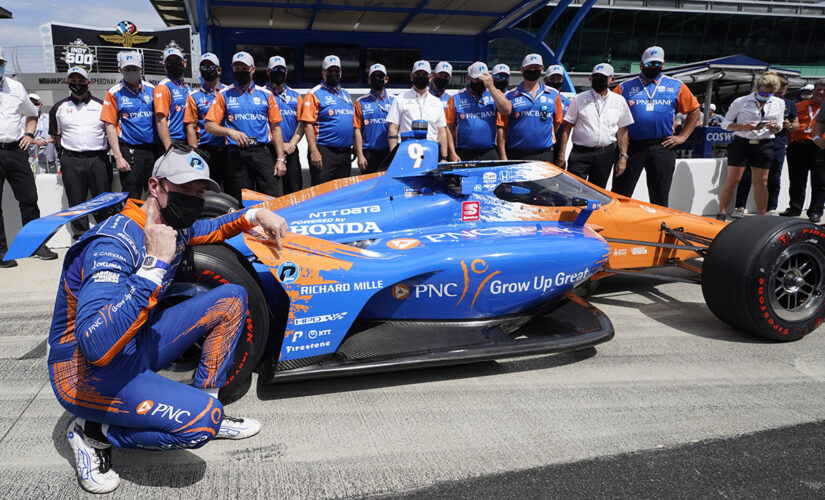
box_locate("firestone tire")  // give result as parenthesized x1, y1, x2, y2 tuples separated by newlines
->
(702, 216, 825, 341)
(202, 192, 242, 219)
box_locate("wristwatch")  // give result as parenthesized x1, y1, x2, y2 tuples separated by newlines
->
(619, 152, 629, 159)
(141, 255, 170, 272)
(25, 132, 34, 138)
(276, 158, 286, 162)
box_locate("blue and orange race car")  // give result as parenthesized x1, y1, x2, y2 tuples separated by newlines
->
(10, 125, 825, 399)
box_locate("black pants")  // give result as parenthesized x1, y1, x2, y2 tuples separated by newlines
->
(786, 140, 825, 217)
(0, 146, 40, 253)
(310, 145, 352, 186)
(282, 150, 304, 194)
(567, 144, 618, 189)
(226, 145, 278, 202)
(456, 148, 499, 162)
(363, 149, 390, 174)
(735, 144, 786, 211)
(199, 144, 228, 191)
(118, 142, 157, 200)
(506, 147, 554, 162)
(60, 150, 116, 234)
(612, 139, 675, 207)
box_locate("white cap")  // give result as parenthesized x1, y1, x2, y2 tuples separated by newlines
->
(66, 66, 89, 79)
(642, 46, 665, 64)
(162, 47, 184, 63)
(200, 53, 219, 66)
(0, 47, 5, 63)
(545, 64, 564, 77)
(28, 93, 42, 102)
(710, 103, 717, 111)
(153, 148, 220, 192)
(118, 51, 142, 69)
(368, 63, 387, 76)
(467, 61, 489, 79)
(592, 63, 614, 77)
(412, 60, 432, 74)
(434, 61, 452, 76)
(521, 53, 543, 68)
(268, 56, 286, 70)
(322, 55, 341, 70)
(232, 51, 254, 67)
(801, 84, 815, 91)
(492, 64, 510, 76)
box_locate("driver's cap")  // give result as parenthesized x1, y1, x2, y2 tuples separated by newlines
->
(152, 148, 221, 192)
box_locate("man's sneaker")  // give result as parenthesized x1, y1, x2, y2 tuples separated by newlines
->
(216, 415, 261, 439)
(66, 418, 120, 494)
(715, 213, 727, 221)
(34, 245, 58, 260)
(731, 207, 745, 219)
(767, 210, 779, 216)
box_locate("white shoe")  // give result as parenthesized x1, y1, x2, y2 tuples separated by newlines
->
(66, 418, 120, 494)
(731, 207, 745, 219)
(216, 415, 261, 439)
(767, 210, 779, 216)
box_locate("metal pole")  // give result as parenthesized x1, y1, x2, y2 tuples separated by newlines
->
(703, 78, 713, 126)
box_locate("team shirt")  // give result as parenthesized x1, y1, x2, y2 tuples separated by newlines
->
(265, 83, 303, 144)
(790, 99, 822, 142)
(300, 81, 355, 149)
(429, 86, 451, 109)
(205, 83, 283, 146)
(721, 93, 785, 140)
(446, 88, 498, 150)
(497, 82, 564, 152)
(560, 94, 571, 115)
(184, 83, 229, 147)
(386, 88, 447, 143)
(354, 90, 394, 150)
(563, 89, 635, 147)
(0, 76, 39, 142)
(100, 80, 157, 145)
(49, 94, 108, 152)
(613, 74, 700, 141)
(154, 77, 190, 141)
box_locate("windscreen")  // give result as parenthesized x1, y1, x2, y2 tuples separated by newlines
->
(494, 175, 613, 207)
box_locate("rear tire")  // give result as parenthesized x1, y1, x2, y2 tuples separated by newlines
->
(202, 192, 242, 218)
(702, 216, 825, 341)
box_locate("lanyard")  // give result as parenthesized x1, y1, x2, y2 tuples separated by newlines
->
(371, 92, 389, 114)
(322, 82, 351, 105)
(638, 76, 661, 102)
(806, 105, 817, 133)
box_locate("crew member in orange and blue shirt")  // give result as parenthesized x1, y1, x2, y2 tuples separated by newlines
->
(354, 63, 394, 173)
(184, 52, 228, 189)
(154, 47, 190, 150)
(265, 55, 305, 194)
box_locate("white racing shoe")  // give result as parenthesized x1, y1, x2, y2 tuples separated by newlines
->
(66, 418, 120, 494)
(216, 415, 261, 439)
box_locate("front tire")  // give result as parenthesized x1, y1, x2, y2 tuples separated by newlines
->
(702, 216, 825, 341)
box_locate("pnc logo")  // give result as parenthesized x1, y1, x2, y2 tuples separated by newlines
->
(386, 238, 420, 250)
(391, 284, 410, 300)
(136, 400, 154, 414)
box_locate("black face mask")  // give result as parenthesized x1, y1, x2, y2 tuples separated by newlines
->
(412, 76, 429, 90)
(160, 191, 205, 229)
(166, 60, 185, 79)
(494, 79, 509, 91)
(591, 78, 609, 92)
(325, 74, 341, 87)
(432, 77, 449, 90)
(522, 69, 541, 82)
(234, 70, 252, 86)
(69, 83, 88, 96)
(546, 81, 563, 90)
(469, 81, 485, 94)
(642, 66, 662, 80)
(200, 68, 218, 82)
(370, 77, 385, 92)
(269, 71, 285, 84)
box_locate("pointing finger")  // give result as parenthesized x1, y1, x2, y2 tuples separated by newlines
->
(145, 197, 157, 226)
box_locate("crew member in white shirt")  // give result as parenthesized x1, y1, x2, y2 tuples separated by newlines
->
(716, 72, 785, 220)
(386, 60, 448, 160)
(26, 93, 55, 171)
(556, 64, 634, 189)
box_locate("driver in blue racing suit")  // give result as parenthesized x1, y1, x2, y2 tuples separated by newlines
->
(48, 146, 287, 493)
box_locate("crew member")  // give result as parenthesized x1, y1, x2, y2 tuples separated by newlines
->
(429, 61, 453, 108)
(496, 53, 563, 162)
(184, 53, 228, 188)
(265, 55, 305, 194)
(0, 47, 57, 267)
(101, 51, 158, 201)
(154, 47, 190, 150)
(814, 98, 825, 150)
(386, 60, 449, 159)
(544, 65, 570, 115)
(354, 63, 394, 173)
(26, 93, 55, 171)
(556, 63, 634, 188)
(799, 84, 814, 102)
(492, 64, 510, 92)
(50, 66, 115, 236)
(205, 51, 286, 201)
(612, 46, 700, 207)
(300, 55, 355, 186)
(446, 61, 512, 161)
(52, 147, 288, 493)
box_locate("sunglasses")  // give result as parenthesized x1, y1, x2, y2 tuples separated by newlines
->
(200, 64, 219, 71)
(757, 91, 774, 97)
(643, 61, 663, 68)
(493, 74, 509, 81)
(167, 142, 211, 162)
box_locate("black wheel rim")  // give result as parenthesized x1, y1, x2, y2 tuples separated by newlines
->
(769, 244, 825, 322)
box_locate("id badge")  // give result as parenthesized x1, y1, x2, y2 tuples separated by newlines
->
(645, 102, 655, 112)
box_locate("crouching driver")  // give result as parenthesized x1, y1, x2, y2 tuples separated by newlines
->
(47, 146, 287, 493)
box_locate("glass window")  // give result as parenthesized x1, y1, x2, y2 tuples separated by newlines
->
(494, 175, 613, 207)
(303, 43, 359, 84)
(365, 48, 421, 85)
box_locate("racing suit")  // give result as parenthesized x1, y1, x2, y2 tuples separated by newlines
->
(48, 199, 256, 451)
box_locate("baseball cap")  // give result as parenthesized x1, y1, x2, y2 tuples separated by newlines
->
(232, 51, 254, 67)
(322, 55, 341, 70)
(434, 61, 452, 76)
(492, 64, 510, 76)
(710, 103, 717, 111)
(801, 84, 815, 91)
(368, 63, 387, 76)
(28, 93, 41, 102)
(642, 46, 665, 64)
(118, 51, 142, 69)
(592, 63, 614, 77)
(521, 53, 543, 68)
(268, 55, 286, 70)
(200, 53, 219, 66)
(412, 60, 432, 74)
(66, 66, 89, 79)
(152, 148, 220, 192)
(546, 64, 564, 77)
(162, 47, 184, 63)
(467, 62, 489, 79)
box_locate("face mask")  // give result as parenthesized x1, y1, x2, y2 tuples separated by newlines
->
(325, 74, 341, 87)
(370, 77, 385, 92)
(412, 76, 429, 90)
(160, 190, 205, 229)
(591, 78, 609, 92)
(641, 66, 662, 80)
(201, 68, 218, 82)
(123, 69, 141, 85)
(69, 83, 88, 96)
(469, 81, 485, 94)
(234, 70, 252, 86)
(432, 77, 449, 90)
(546, 81, 562, 90)
(494, 79, 509, 91)
(269, 71, 285, 84)
(522, 69, 541, 82)
(755, 93, 770, 102)
(166, 60, 185, 79)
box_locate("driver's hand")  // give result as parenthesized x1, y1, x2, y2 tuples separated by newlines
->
(256, 210, 288, 251)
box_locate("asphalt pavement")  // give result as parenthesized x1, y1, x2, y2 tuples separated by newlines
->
(1, 251, 824, 499)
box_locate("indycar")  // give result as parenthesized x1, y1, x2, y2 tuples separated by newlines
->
(9, 124, 825, 399)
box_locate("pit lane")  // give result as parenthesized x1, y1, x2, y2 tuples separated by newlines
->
(2, 251, 824, 498)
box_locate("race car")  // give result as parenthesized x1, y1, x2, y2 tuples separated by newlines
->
(9, 124, 825, 400)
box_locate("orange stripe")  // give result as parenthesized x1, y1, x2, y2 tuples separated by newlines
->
(189, 217, 254, 246)
(89, 287, 160, 367)
(182, 426, 216, 436)
(471, 271, 500, 309)
(173, 397, 213, 433)
(456, 260, 469, 306)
